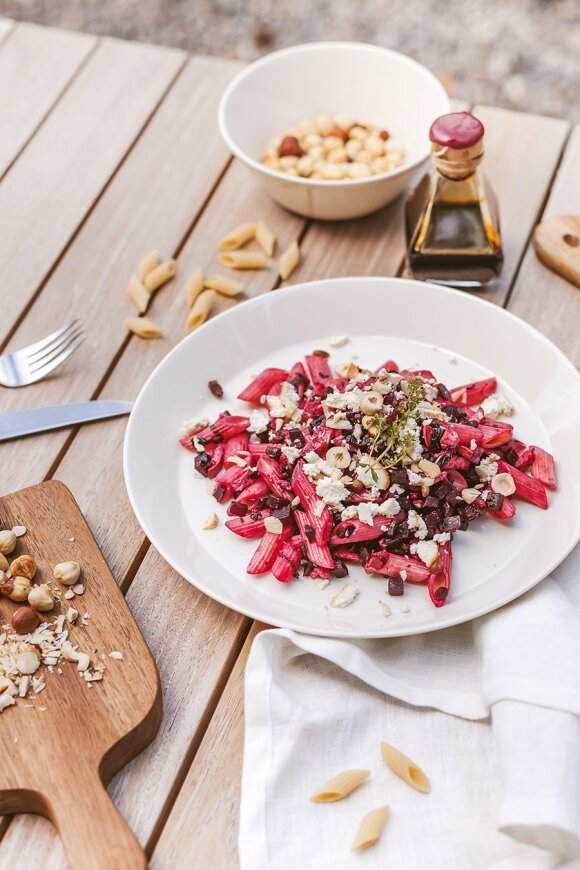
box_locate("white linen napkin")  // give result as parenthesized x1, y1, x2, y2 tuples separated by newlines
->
(239, 547, 580, 870)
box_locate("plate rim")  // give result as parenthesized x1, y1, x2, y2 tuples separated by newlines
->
(124, 276, 580, 637)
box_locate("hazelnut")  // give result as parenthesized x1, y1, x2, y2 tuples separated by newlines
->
(2, 575, 32, 602)
(359, 390, 384, 415)
(278, 136, 304, 158)
(53, 561, 81, 586)
(329, 127, 349, 142)
(11, 606, 40, 635)
(491, 473, 516, 497)
(0, 529, 17, 555)
(9, 554, 36, 581)
(28, 584, 55, 612)
(0, 552, 8, 572)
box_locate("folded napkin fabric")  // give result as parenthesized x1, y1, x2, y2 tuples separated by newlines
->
(239, 547, 580, 870)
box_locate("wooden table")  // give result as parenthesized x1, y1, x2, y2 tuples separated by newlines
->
(0, 18, 578, 869)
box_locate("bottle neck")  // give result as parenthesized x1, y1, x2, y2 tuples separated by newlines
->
(432, 141, 484, 181)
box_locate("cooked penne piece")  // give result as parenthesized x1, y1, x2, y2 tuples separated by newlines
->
(255, 220, 276, 256)
(184, 268, 204, 307)
(380, 741, 431, 793)
(218, 222, 256, 251)
(352, 806, 390, 851)
(204, 273, 244, 297)
(144, 258, 177, 292)
(279, 240, 300, 280)
(127, 273, 150, 314)
(125, 316, 163, 339)
(217, 250, 268, 271)
(138, 248, 160, 282)
(310, 769, 370, 802)
(186, 289, 216, 333)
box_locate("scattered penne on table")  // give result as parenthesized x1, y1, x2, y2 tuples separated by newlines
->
(204, 273, 244, 297)
(184, 268, 204, 308)
(138, 248, 160, 282)
(218, 250, 268, 270)
(380, 741, 431, 793)
(279, 239, 300, 280)
(255, 220, 276, 256)
(310, 769, 370, 802)
(125, 316, 163, 339)
(144, 258, 177, 292)
(218, 222, 256, 251)
(186, 289, 216, 333)
(127, 274, 150, 314)
(352, 805, 390, 851)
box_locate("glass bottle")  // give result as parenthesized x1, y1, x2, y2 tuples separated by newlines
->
(405, 112, 503, 288)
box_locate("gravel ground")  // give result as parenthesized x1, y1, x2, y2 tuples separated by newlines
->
(1, 0, 579, 121)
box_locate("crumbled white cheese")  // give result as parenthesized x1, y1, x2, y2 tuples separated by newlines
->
(416, 539, 439, 568)
(470, 438, 478, 451)
(202, 512, 219, 530)
(341, 505, 358, 521)
(330, 584, 360, 608)
(433, 532, 451, 544)
(357, 502, 378, 526)
(407, 471, 423, 485)
(399, 569, 408, 581)
(407, 510, 428, 540)
(389, 484, 404, 496)
(380, 601, 391, 617)
(326, 411, 352, 430)
(399, 602, 411, 614)
(328, 335, 349, 348)
(315, 477, 350, 509)
(248, 409, 269, 434)
(481, 392, 514, 419)
(377, 497, 401, 517)
(475, 454, 500, 482)
(179, 417, 209, 438)
(281, 445, 301, 465)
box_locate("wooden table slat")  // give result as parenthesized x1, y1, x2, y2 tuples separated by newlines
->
(507, 124, 580, 366)
(0, 23, 96, 180)
(0, 36, 185, 352)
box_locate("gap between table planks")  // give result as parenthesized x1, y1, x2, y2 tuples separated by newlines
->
(0, 35, 576, 866)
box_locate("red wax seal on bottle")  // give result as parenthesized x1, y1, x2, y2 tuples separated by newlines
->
(429, 112, 484, 149)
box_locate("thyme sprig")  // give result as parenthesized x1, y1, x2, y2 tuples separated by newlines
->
(367, 377, 425, 470)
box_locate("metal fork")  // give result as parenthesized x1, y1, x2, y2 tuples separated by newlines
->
(0, 319, 86, 387)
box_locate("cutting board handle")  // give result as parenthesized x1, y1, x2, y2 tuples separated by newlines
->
(48, 766, 147, 870)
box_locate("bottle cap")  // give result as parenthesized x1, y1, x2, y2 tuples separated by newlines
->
(429, 112, 484, 149)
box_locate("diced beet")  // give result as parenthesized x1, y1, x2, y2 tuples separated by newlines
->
(194, 451, 212, 476)
(266, 445, 282, 460)
(208, 379, 224, 398)
(212, 483, 228, 503)
(484, 492, 504, 511)
(330, 560, 349, 579)
(388, 578, 404, 596)
(442, 516, 461, 533)
(227, 501, 248, 517)
(272, 505, 292, 521)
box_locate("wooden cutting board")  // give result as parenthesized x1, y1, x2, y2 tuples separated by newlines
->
(0, 481, 162, 870)
(533, 214, 580, 288)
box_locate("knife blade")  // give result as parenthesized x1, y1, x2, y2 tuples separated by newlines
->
(0, 400, 133, 442)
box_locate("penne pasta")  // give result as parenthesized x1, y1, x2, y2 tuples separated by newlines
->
(279, 240, 300, 280)
(352, 806, 390, 851)
(138, 248, 160, 282)
(127, 273, 150, 314)
(204, 273, 244, 297)
(380, 741, 431, 793)
(125, 316, 163, 339)
(186, 289, 216, 333)
(144, 258, 177, 293)
(218, 222, 256, 251)
(310, 769, 370, 802)
(217, 250, 268, 271)
(184, 268, 204, 307)
(255, 220, 276, 256)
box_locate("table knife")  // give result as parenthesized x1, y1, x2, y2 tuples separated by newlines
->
(0, 400, 133, 442)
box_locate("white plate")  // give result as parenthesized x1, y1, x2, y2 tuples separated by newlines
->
(124, 278, 580, 638)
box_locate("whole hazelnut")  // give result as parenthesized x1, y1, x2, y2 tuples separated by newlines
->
(0, 552, 8, 572)
(11, 606, 40, 635)
(28, 583, 55, 612)
(53, 561, 81, 587)
(278, 136, 304, 158)
(2, 575, 32, 602)
(0, 529, 17, 555)
(9, 554, 36, 581)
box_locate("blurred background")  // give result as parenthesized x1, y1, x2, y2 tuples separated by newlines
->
(1, 0, 579, 120)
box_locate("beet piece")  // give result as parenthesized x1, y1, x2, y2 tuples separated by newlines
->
(266, 495, 287, 510)
(213, 483, 227, 503)
(388, 578, 404, 596)
(435, 383, 451, 399)
(389, 469, 409, 488)
(272, 505, 292, 521)
(288, 428, 305, 446)
(266, 445, 281, 460)
(423, 495, 440, 510)
(485, 492, 504, 511)
(424, 511, 440, 529)
(304, 523, 315, 542)
(442, 516, 461, 533)
(331, 561, 349, 579)
(432, 479, 452, 499)
(302, 561, 314, 577)
(503, 446, 519, 465)
(358, 545, 372, 563)
(208, 379, 224, 398)
(228, 501, 248, 517)
(194, 451, 212, 476)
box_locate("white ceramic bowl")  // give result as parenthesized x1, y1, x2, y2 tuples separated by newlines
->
(218, 42, 450, 220)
